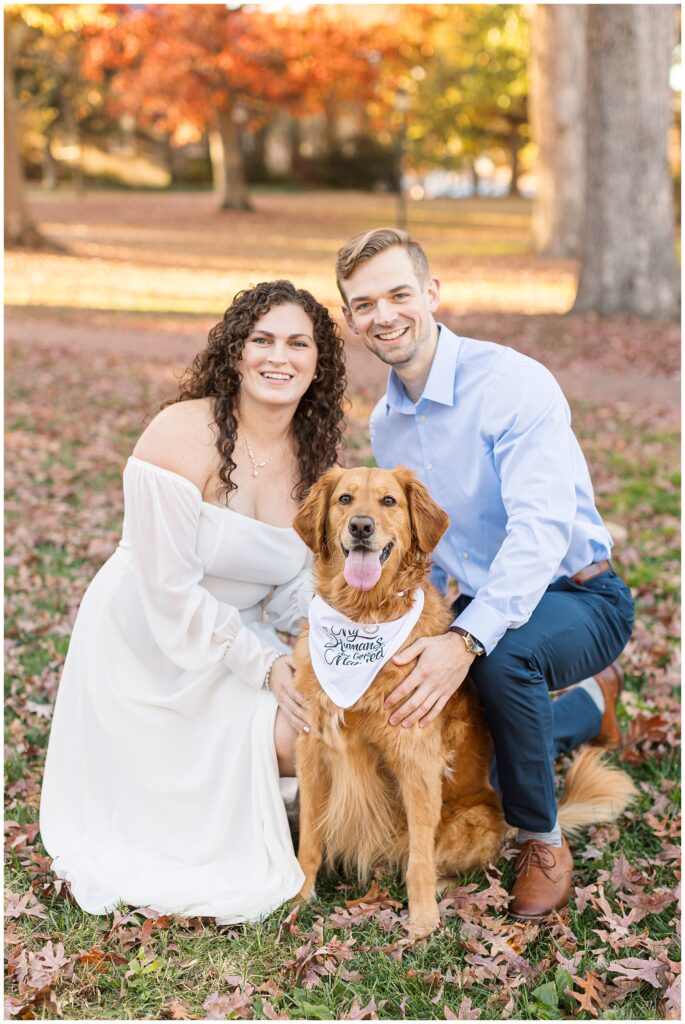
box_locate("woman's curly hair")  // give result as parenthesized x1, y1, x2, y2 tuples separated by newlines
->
(164, 280, 347, 503)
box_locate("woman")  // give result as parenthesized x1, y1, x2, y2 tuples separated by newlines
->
(40, 280, 346, 924)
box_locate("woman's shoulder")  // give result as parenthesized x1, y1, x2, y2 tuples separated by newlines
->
(132, 398, 217, 492)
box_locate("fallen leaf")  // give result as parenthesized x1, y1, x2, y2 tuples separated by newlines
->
(4, 890, 48, 920)
(606, 957, 668, 989)
(565, 972, 608, 1018)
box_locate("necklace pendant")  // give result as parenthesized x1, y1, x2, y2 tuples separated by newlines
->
(252, 468, 259, 478)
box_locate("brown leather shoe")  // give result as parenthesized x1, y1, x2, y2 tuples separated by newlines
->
(590, 662, 624, 750)
(509, 838, 573, 920)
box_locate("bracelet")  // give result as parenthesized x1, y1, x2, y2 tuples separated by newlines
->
(263, 654, 282, 690)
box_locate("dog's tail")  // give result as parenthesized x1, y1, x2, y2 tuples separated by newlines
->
(557, 748, 636, 838)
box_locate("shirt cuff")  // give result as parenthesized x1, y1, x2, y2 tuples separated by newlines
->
(223, 625, 280, 689)
(451, 599, 510, 656)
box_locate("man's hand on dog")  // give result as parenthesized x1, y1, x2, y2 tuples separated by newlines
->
(386, 633, 475, 728)
(270, 655, 310, 733)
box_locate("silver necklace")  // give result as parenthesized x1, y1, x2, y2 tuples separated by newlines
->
(243, 433, 273, 478)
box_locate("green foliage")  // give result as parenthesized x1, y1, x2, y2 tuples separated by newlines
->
(9, 5, 112, 178)
(407, 4, 530, 178)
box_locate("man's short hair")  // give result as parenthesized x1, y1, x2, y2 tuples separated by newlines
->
(335, 228, 430, 301)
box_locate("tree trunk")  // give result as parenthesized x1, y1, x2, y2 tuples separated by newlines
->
(530, 4, 587, 257)
(470, 159, 481, 197)
(4, 12, 43, 247)
(42, 132, 58, 190)
(208, 105, 251, 210)
(507, 129, 522, 197)
(323, 98, 338, 155)
(71, 125, 85, 196)
(160, 132, 185, 185)
(573, 5, 680, 317)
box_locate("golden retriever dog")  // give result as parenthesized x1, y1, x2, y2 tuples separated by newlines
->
(292, 466, 635, 937)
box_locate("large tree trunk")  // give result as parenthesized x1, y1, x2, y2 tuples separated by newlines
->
(530, 4, 587, 257)
(208, 105, 251, 210)
(573, 5, 679, 317)
(4, 12, 43, 248)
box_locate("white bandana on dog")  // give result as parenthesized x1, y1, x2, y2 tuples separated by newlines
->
(307, 589, 425, 708)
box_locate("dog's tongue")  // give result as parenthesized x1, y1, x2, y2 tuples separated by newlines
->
(343, 549, 382, 591)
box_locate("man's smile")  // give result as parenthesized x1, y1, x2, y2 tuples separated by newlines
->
(375, 326, 410, 342)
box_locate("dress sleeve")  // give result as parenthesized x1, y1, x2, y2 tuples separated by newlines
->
(123, 460, 279, 687)
(262, 563, 314, 635)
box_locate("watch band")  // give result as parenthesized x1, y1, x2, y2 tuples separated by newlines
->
(449, 626, 485, 656)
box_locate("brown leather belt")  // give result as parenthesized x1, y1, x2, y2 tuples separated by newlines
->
(570, 560, 611, 586)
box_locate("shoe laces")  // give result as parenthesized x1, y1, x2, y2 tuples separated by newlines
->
(516, 841, 558, 879)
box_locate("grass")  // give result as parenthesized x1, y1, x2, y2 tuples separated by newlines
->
(5, 192, 576, 317)
(4, 191, 680, 1020)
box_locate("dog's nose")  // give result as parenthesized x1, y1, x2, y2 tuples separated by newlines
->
(348, 515, 376, 540)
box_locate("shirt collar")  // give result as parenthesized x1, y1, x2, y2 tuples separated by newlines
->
(386, 323, 461, 413)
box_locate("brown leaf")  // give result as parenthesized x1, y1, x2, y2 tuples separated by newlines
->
(78, 947, 127, 972)
(445, 996, 482, 1020)
(341, 996, 378, 1020)
(659, 972, 681, 1019)
(5, 985, 61, 1019)
(256, 979, 284, 1000)
(606, 957, 668, 989)
(275, 905, 300, 943)
(164, 997, 197, 1020)
(203, 990, 253, 1020)
(565, 973, 608, 1018)
(259, 998, 287, 1020)
(4, 890, 48, 920)
(345, 880, 384, 907)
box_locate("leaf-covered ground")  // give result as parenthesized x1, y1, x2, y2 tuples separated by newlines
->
(5, 190, 681, 1020)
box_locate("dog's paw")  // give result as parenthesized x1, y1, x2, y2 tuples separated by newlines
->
(297, 885, 317, 902)
(406, 906, 440, 940)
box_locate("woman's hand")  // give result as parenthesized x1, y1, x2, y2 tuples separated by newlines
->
(268, 655, 310, 733)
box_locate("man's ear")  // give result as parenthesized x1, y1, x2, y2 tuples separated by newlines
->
(396, 466, 449, 554)
(342, 305, 360, 335)
(425, 275, 441, 314)
(293, 466, 344, 556)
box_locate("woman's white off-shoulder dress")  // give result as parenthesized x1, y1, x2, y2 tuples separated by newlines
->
(39, 456, 308, 923)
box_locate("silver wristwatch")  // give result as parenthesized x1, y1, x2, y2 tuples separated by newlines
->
(449, 626, 485, 656)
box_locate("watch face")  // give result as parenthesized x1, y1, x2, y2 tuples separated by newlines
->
(466, 634, 483, 655)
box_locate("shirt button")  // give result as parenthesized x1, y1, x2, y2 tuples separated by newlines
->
(426, 463, 432, 470)
(463, 552, 469, 560)
(418, 415, 426, 422)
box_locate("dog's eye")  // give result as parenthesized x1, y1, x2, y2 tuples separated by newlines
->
(381, 495, 397, 506)
(338, 493, 352, 505)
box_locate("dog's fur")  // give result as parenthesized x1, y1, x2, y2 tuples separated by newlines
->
(292, 466, 635, 936)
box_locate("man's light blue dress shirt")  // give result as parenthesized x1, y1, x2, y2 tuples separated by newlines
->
(369, 325, 613, 655)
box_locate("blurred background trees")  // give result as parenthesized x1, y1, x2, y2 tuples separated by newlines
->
(5, 2, 681, 315)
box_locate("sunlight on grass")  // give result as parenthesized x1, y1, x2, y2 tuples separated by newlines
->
(6, 191, 578, 315)
(5, 250, 576, 316)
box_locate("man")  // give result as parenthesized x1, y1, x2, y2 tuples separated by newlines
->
(335, 227, 634, 919)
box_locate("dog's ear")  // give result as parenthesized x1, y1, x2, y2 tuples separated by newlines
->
(293, 466, 344, 556)
(396, 467, 449, 553)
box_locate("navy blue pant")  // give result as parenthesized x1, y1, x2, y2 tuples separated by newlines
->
(453, 566, 635, 833)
